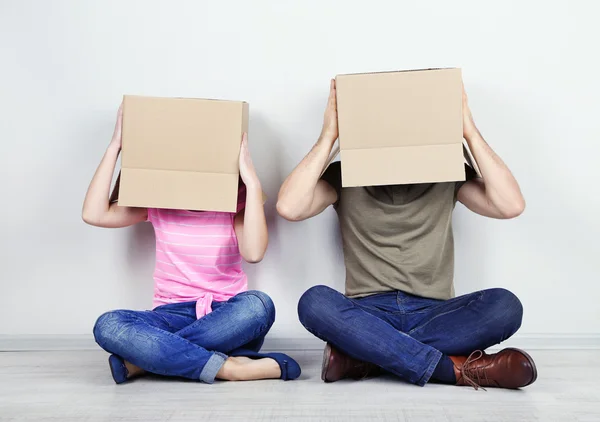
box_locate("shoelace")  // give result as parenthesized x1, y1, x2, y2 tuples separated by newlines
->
(458, 350, 489, 391)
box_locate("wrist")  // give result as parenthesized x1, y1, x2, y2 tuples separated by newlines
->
(317, 134, 336, 148)
(244, 178, 262, 192)
(464, 127, 480, 142)
(107, 143, 121, 155)
(463, 119, 478, 140)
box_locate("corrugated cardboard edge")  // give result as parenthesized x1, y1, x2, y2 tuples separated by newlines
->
(109, 171, 121, 204)
(319, 143, 340, 177)
(125, 94, 246, 104)
(462, 140, 482, 177)
(336, 67, 457, 78)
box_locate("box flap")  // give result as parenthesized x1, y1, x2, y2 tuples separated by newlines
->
(341, 143, 465, 187)
(119, 169, 239, 213)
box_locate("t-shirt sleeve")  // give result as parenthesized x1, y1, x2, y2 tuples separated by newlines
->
(321, 161, 342, 208)
(454, 164, 479, 200)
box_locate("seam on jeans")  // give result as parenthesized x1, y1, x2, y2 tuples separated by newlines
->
(406, 293, 483, 336)
(177, 315, 270, 341)
(176, 294, 274, 338)
(419, 349, 443, 387)
(352, 296, 405, 316)
(395, 291, 406, 314)
(123, 312, 213, 355)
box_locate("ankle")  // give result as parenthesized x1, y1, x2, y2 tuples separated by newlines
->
(217, 357, 247, 381)
(124, 360, 145, 378)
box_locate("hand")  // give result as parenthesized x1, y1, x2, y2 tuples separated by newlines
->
(239, 133, 260, 189)
(109, 103, 124, 150)
(319, 79, 338, 144)
(462, 84, 477, 139)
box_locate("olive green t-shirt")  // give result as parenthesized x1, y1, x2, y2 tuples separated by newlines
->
(321, 162, 475, 300)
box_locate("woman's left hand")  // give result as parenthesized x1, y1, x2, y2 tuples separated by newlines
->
(239, 133, 260, 189)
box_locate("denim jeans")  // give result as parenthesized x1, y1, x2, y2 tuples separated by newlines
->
(93, 290, 275, 383)
(298, 286, 523, 386)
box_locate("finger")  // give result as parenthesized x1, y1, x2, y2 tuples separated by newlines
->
(242, 132, 248, 144)
(328, 88, 336, 105)
(115, 105, 124, 131)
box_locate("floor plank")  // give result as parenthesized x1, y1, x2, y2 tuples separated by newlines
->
(0, 350, 598, 421)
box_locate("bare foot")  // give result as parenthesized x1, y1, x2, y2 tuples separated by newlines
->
(216, 356, 281, 381)
(124, 360, 146, 379)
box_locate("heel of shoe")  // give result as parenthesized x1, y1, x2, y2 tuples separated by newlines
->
(108, 354, 128, 384)
(321, 344, 332, 382)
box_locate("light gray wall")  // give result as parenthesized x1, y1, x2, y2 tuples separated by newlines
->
(1, 0, 598, 339)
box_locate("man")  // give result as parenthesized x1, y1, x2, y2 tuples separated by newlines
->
(276, 79, 536, 389)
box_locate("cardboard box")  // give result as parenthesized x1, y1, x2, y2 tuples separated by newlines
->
(118, 95, 248, 212)
(334, 68, 475, 187)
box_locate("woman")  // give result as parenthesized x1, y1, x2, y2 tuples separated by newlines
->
(83, 105, 300, 384)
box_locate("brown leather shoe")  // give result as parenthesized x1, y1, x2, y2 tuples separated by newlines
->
(450, 348, 537, 390)
(321, 343, 381, 382)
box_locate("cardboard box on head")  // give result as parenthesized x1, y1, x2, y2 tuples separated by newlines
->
(328, 68, 479, 187)
(116, 95, 249, 213)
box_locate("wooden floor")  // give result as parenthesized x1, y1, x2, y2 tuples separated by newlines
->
(0, 350, 598, 421)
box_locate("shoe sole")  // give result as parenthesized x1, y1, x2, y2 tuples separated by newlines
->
(321, 344, 332, 382)
(506, 348, 538, 387)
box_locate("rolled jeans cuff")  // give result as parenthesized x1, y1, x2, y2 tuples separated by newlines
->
(418, 349, 443, 387)
(199, 351, 227, 384)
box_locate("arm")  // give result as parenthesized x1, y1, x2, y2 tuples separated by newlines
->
(457, 86, 526, 219)
(82, 105, 147, 228)
(234, 133, 268, 263)
(276, 79, 339, 221)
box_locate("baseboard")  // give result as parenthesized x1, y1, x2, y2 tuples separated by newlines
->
(1, 334, 600, 352)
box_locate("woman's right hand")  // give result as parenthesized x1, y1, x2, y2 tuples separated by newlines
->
(109, 103, 124, 150)
(319, 79, 338, 145)
(82, 101, 147, 228)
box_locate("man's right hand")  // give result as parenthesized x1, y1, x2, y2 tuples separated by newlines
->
(276, 79, 340, 221)
(319, 79, 338, 145)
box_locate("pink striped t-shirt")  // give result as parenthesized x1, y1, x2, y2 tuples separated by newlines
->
(148, 188, 247, 319)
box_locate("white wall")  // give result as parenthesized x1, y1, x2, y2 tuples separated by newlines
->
(1, 0, 599, 340)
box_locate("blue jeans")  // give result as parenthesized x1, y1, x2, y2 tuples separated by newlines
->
(93, 290, 275, 383)
(298, 286, 523, 386)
